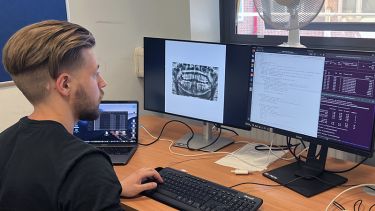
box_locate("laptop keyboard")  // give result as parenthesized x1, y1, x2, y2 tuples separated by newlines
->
(97, 147, 132, 155)
(143, 167, 263, 211)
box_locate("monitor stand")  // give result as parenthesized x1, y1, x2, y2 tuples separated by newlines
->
(263, 143, 348, 197)
(174, 122, 234, 152)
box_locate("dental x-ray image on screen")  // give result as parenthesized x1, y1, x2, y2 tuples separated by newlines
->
(164, 40, 226, 123)
(172, 62, 219, 101)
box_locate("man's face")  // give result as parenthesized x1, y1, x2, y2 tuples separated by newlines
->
(71, 48, 106, 121)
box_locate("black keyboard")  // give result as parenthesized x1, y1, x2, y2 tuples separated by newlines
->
(143, 167, 263, 211)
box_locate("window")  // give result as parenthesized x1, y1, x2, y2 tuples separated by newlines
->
(220, 0, 375, 50)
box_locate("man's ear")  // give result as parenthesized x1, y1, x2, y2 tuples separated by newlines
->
(55, 73, 72, 96)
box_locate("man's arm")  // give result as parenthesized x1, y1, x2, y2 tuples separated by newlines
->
(58, 152, 123, 211)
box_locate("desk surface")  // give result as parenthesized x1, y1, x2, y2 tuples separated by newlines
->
(116, 115, 375, 211)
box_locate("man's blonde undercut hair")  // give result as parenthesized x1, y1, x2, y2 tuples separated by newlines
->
(2, 20, 95, 104)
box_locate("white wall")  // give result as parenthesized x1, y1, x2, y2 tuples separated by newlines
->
(0, 85, 33, 131)
(190, 0, 220, 42)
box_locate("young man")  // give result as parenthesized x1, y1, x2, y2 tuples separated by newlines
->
(0, 20, 162, 210)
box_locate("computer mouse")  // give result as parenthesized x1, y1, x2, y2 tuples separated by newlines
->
(140, 167, 165, 195)
(141, 167, 164, 183)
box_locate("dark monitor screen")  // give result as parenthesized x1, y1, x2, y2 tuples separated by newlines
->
(144, 37, 251, 130)
(247, 45, 375, 197)
(247, 45, 375, 157)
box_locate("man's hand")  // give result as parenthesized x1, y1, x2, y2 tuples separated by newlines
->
(120, 168, 163, 197)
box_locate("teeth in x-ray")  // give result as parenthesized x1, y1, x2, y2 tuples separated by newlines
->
(172, 63, 218, 101)
(181, 74, 209, 83)
(180, 71, 209, 83)
(179, 80, 210, 95)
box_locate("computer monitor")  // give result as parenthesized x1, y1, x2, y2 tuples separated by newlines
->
(247, 45, 375, 197)
(144, 37, 251, 151)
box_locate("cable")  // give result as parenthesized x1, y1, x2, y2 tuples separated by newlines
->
(235, 140, 309, 161)
(332, 201, 345, 210)
(300, 139, 307, 149)
(366, 186, 375, 192)
(140, 125, 230, 157)
(187, 127, 222, 151)
(325, 157, 368, 174)
(216, 124, 239, 136)
(353, 199, 362, 211)
(167, 156, 222, 167)
(293, 141, 301, 159)
(141, 124, 306, 170)
(286, 137, 322, 161)
(254, 143, 299, 151)
(366, 186, 375, 211)
(288, 137, 307, 161)
(141, 122, 307, 163)
(138, 120, 194, 146)
(325, 184, 375, 211)
(229, 182, 283, 188)
(140, 125, 263, 171)
(286, 136, 301, 161)
(229, 176, 303, 188)
(341, 184, 369, 187)
(141, 125, 283, 170)
(140, 120, 224, 152)
(369, 203, 375, 211)
(145, 124, 308, 166)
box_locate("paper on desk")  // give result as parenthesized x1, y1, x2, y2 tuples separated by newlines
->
(215, 143, 287, 172)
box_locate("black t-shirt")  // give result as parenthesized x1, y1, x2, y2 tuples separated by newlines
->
(0, 117, 124, 211)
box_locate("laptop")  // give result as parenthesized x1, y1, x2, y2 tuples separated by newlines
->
(73, 101, 139, 165)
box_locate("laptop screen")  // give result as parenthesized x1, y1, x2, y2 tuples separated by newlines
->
(73, 101, 138, 144)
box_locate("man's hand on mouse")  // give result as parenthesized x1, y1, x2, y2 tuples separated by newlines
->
(120, 168, 163, 197)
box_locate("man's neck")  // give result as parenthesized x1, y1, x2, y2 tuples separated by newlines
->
(29, 103, 76, 133)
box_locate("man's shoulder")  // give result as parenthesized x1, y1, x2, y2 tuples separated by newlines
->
(0, 117, 112, 175)
(0, 119, 23, 139)
(0, 117, 111, 172)
(58, 136, 111, 167)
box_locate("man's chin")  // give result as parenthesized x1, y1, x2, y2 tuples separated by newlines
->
(78, 110, 100, 121)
